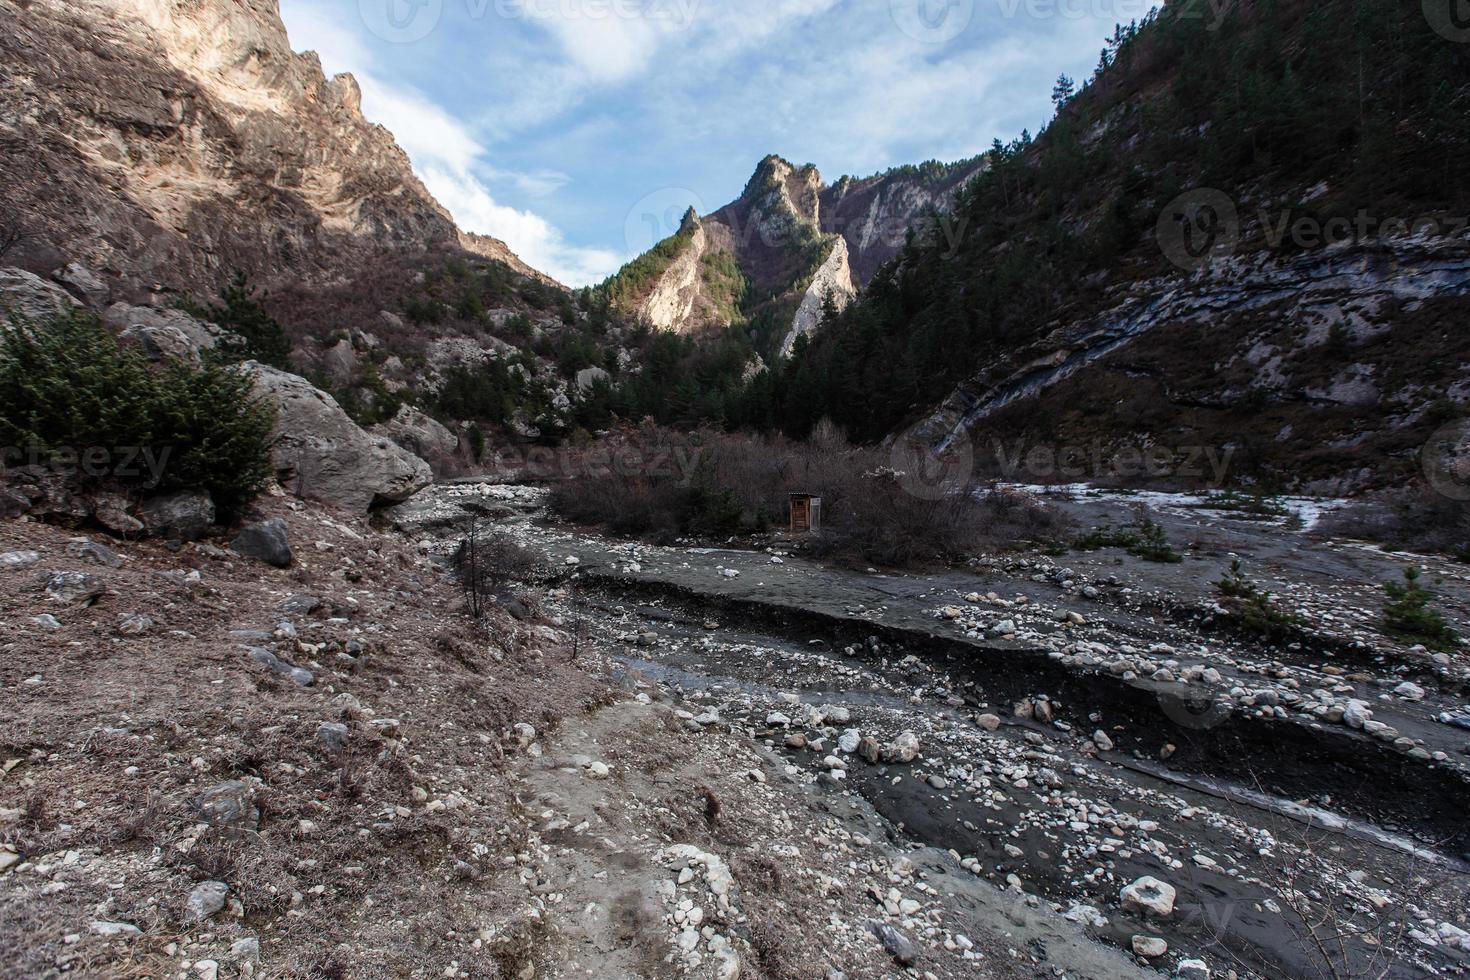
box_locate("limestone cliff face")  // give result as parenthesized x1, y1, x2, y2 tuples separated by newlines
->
(782, 238, 855, 357)
(0, 0, 546, 300)
(603, 154, 979, 356)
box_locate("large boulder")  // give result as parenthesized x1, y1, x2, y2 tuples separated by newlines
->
(370, 405, 458, 460)
(51, 263, 110, 307)
(241, 363, 431, 512)
(103, 303, 221, 365)
(139, 491, 216, 541)
(230, 518, 293, 568)
(0, 267, 78, 324)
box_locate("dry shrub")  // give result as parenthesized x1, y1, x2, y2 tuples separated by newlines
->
(548, 425, 1069, 566)
(1317, 486, 1470, 561)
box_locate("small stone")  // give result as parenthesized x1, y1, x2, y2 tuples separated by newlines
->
(976, 713, 1002, 732)
(117, 613, 154, 636)
(1132, 935, 1168, 958)
(882, 731, 920, 764)
(66, 539, 123, 568)
(1121, 876, 1176, 917)
(43, 570, 107, 605)
(187, 881, 230, 921)
(868, 921, 917, 966)
(0, 551, 40, 570)
(317, 722, 350, 753)
(195, 960, 220, 980)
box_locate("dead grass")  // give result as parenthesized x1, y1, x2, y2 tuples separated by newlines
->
(0, 498, 607, 978)
(548, 425, 1069, 566)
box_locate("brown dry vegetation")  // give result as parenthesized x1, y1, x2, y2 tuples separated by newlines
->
(0, 498, 606, 978)
(547, 426, 1069, 567)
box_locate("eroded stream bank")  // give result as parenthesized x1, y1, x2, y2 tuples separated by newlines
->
(393, 482, 1470, 978)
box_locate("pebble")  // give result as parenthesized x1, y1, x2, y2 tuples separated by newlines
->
(1132, 935, 1168, 958)
(1120, 876, 1176, 917)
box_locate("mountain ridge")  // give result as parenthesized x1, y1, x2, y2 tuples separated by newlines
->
(597, 151, 983, 357)
(0, 0, 552, 303)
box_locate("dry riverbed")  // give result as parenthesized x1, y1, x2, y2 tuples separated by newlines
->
(392, 482, 1470, 979)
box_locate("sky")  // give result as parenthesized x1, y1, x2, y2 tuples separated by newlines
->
(280, 0, 1159, 286)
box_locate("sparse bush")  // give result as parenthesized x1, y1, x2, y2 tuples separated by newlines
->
(0, 310, 276, 518)
(547, 427, 1069, 566)
(1317, 488, 1470, 562)
(183, 271, 292, 369)
(1381, 566, 1459, 651)
(454, 521, 545, 619)
(1214, 560, 1304, 642)
(1074, 518, 1182, 562)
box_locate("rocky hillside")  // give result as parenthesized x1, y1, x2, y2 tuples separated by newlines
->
(599, 154, 981, 359)
(766, 0, 1470, 493)
(0, 0, 546, 304)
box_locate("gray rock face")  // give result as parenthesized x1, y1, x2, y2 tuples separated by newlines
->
(51, 263, 109, 306)
(230, 518, 293, 568)
(138, 491, 215, 541)
(104, 303, 221, 365)
(370, 405, 458, 461)
(0, 267, 78, 324)
(320, 337, 358, 387)
(0, 0, 547, 301)
(241, 363, 431, 512)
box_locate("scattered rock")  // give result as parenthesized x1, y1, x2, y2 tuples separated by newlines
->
(0, 550, 40, 570)
(867, 921, 917, 966)
(139, 491, 216, 541)
(1121, 876, 1177, 917)
(1176, 959, 1211, 980)
(230, 518, 293, 568)
(246, 647, 314, 686)
(976, 713, 1002, 732)
(195, 780, 259, 834)
(186, 880, 230, 921)
(43, 570, 106, 605)
(66, 538, 122, 568)
(0, 267, 79, 323)
(1132, 935, 1168, 958)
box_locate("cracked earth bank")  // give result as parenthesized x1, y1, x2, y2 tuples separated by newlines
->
(388, 482, 1470, 980)
(1, 492, 1154, 980)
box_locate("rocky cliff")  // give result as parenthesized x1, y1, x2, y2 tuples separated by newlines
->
(0, 0, 547, 302)
(600, 154, 981, 357)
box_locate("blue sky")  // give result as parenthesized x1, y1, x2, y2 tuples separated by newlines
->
(280, 0, 1158, 286)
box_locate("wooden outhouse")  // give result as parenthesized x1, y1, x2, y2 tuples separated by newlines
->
(789, 493, 822, 533)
